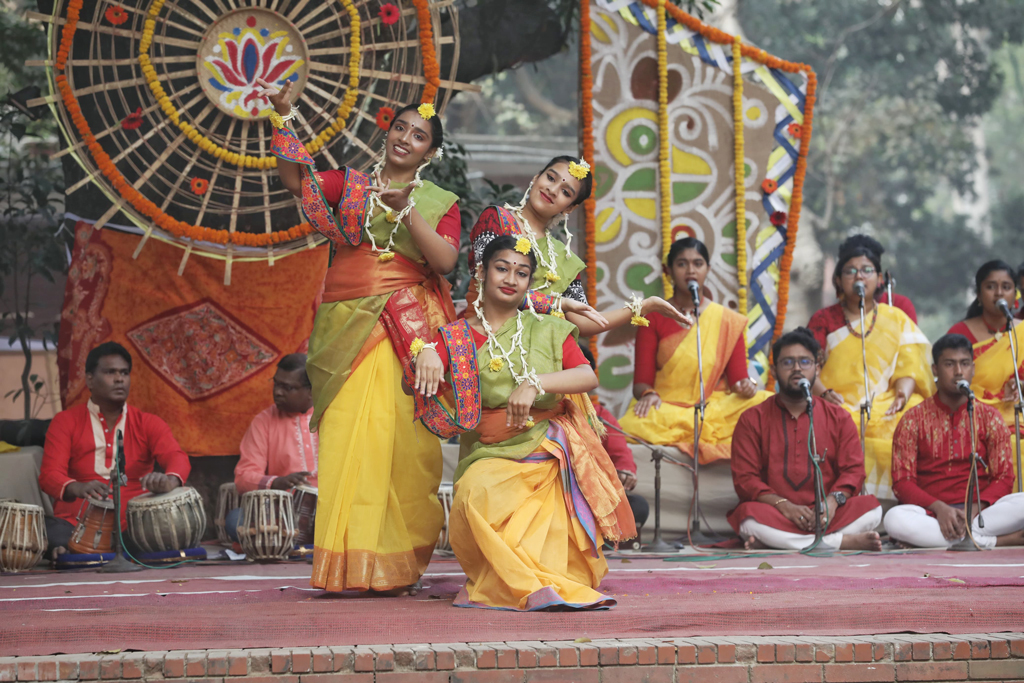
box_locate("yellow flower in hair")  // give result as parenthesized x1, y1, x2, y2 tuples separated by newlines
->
(488, 357, 503, 372)
(417, 103, 436, 120)
(545, 270, 561, 283)
(568, 160, 591, 180)
(410, 337, 426, 358)
(515, 237, 532, 255)
(377, 251, 396, 262)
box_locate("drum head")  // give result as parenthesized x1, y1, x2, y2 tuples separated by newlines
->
(293, 484, 318, 495)
(130, 487, 198, 506)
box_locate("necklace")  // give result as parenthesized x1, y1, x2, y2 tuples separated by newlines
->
(504, 190, 569, 290)
(982, 316, 1005, 341)
(364, 149, 431, 261)
(472, 295, 544, 394)
(844, 305, 878, 339)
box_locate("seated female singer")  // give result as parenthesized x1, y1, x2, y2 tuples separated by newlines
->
(618, 237, 772, 465)
(948, 261, 1024, 465)
(807, 235, 934, 499)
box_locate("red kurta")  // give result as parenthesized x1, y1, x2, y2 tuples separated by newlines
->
(727, 396, 879, 534)
(234, 405, 319, 494)
(39, 402, 191, 526)
(891, 395, 1014, 508)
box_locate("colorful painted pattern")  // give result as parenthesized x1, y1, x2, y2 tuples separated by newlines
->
(588, 0, 810, 412)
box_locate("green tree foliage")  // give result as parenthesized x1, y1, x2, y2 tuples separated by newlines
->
(739, 0, 1024, 334)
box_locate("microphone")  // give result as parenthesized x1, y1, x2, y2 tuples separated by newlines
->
(996, 298, 1013, 322)
(687, 280, 701, 307)
(854, 281, 866, 308)
(797, 378, 813, 403)
(956, 380, 974, 399)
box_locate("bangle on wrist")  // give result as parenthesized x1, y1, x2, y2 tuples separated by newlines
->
(640, 388, 657, 398)
(625, 292, 649, 327)
(772, 498, 788, 507)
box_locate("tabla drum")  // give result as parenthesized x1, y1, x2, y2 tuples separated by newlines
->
(0, 502, 46, 572)
(436, 483, 453, 552)
(215, 482, 240, 545)
(292, 484, 317, 546)
(69, 498, 115, 554)
(127, 487, 206, 553)
(237, 489, 295, 561)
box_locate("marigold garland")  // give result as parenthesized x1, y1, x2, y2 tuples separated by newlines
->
(412, 0, 440, 104)
(656, 0, 673, 298)
(580, 0, 820, 344)
(732, 36, 748, 318)
(54, 0, 315, 247)
(579, 0, 598, 361)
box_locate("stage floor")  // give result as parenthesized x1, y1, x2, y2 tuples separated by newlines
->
(2, 547, 1023, 658)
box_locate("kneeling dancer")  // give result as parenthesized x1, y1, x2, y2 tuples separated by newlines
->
(413, 235, 635, 610)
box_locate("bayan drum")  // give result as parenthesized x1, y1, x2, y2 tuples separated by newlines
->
(69, 498, 115, 554)
(237, 489, 296, 561)
(215, 482, 240, 545)
(291, 484, 318, 546)
(436, 483, 454, 552)
(127, 487, 207, 553)
(0, 501, 47, 572)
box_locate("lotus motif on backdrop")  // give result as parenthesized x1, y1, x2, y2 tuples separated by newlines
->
(203, 18, 305, 119)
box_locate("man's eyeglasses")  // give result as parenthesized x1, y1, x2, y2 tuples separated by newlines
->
(841, 265, 877, 278)
(777, 357, 816, 370)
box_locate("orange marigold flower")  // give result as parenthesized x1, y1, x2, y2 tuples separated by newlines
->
(379, 3, 400, 25)
(761, 178, 778, 194)
(104, 6, 129, 25)
(190, 177, 209, 195)
(787, 122, 803, 138)
(376, 106, 395, 130)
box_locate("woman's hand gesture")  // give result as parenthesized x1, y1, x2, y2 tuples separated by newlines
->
(560, 298, 609, 328)
(254, 77, 293, 116)
(368, 179, 415, 213)
(642, 296, 693, 328)
(414, 348, 444, 397)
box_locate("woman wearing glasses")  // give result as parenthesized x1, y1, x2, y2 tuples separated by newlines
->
(619, 237, 772, 465)
(807, 235, 934, 498)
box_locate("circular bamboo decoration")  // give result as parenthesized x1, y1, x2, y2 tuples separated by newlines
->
(44, 0, 471, 264)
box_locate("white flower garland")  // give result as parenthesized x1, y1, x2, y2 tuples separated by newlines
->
(503, 183, 574, 291)
(472, 291, 544, 396)
(365, 142, 438, 261)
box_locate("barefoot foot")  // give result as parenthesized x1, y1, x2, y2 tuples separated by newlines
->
(744, 535, 766, 550)
(372, 580, 422, 597)
(840, 531, 882, 551)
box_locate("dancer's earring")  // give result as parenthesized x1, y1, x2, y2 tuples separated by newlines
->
(515, 181, 534, 211)
(372, 138, 387, 177)
(561, 211, 573, 253)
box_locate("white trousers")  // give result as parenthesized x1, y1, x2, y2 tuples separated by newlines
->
(883, 491, 1024, 550)
(739, 506, 882, 551)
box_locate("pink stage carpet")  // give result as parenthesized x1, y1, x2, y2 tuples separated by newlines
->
(2, 549, 1023, 656)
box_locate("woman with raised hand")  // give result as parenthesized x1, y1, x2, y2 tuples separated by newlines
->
(807, 235, 935, 498)
(259, 78, 458, 596)
(948, 261, 1024, 439)
(413, 235, 635, 611)
(618, 237, 772, 465)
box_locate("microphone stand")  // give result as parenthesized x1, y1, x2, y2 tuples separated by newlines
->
(1004, 311, 1024, 494)
(599, 418, 692, 553)
(857, 289, 871, 457)
(100, 430, 142, 573)
(682, 295, 721, 546)
(885, 271, 894, 307)
(951, 391, 986, 551)
(803, 392, 829, 550)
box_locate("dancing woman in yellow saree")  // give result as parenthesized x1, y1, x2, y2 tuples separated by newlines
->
(619, 238, 772, 465)
(413, 236, 636, 610)
(262, 80, 458, 593)
(948, 261, 1023, 476)
(807, 236, 935, 498)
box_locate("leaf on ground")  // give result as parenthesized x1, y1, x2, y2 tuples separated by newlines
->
(695, 564, 716, 569)
(98, 649, 121, 655)
(620, 559, 632, 563)
(946, 577, 966, 584)
(574, 637, 592, 643)
(757, 562, 773, 570)
(169, 579, 188, 584)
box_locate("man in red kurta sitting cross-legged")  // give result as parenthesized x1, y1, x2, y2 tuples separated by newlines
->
(728, 328, 883, 551)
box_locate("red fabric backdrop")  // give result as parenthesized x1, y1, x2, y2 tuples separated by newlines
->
(58, 221, 328, 456)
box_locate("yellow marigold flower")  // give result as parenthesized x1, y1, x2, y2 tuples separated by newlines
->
(410, 337, 426, 358)
(525, 418, 535, 429)
(552, 311, 566, 319)
(385, 210, 397, 223)
(630, 315, 650, 327)
(488, 357, 503, 372)
(545, 270, 560, 283)
(377, 251, 396, 262)
(515, 237, 531, 255)
(269, 111, 284, 129)
(417, 103, 436, 120)
(568, 160, 591, 180)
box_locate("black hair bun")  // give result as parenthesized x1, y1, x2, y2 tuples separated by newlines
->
(839, 234, 884, 259)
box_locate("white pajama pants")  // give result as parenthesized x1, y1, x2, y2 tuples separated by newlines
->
(883, 492, 1024, 549)
(739, 507, 882, 551)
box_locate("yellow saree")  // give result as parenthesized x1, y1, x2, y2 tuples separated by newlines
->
(815, 303, 935, 498)
(618, 302, 772, 464)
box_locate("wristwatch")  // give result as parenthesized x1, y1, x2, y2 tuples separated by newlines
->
(830, 491, 847, 507)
